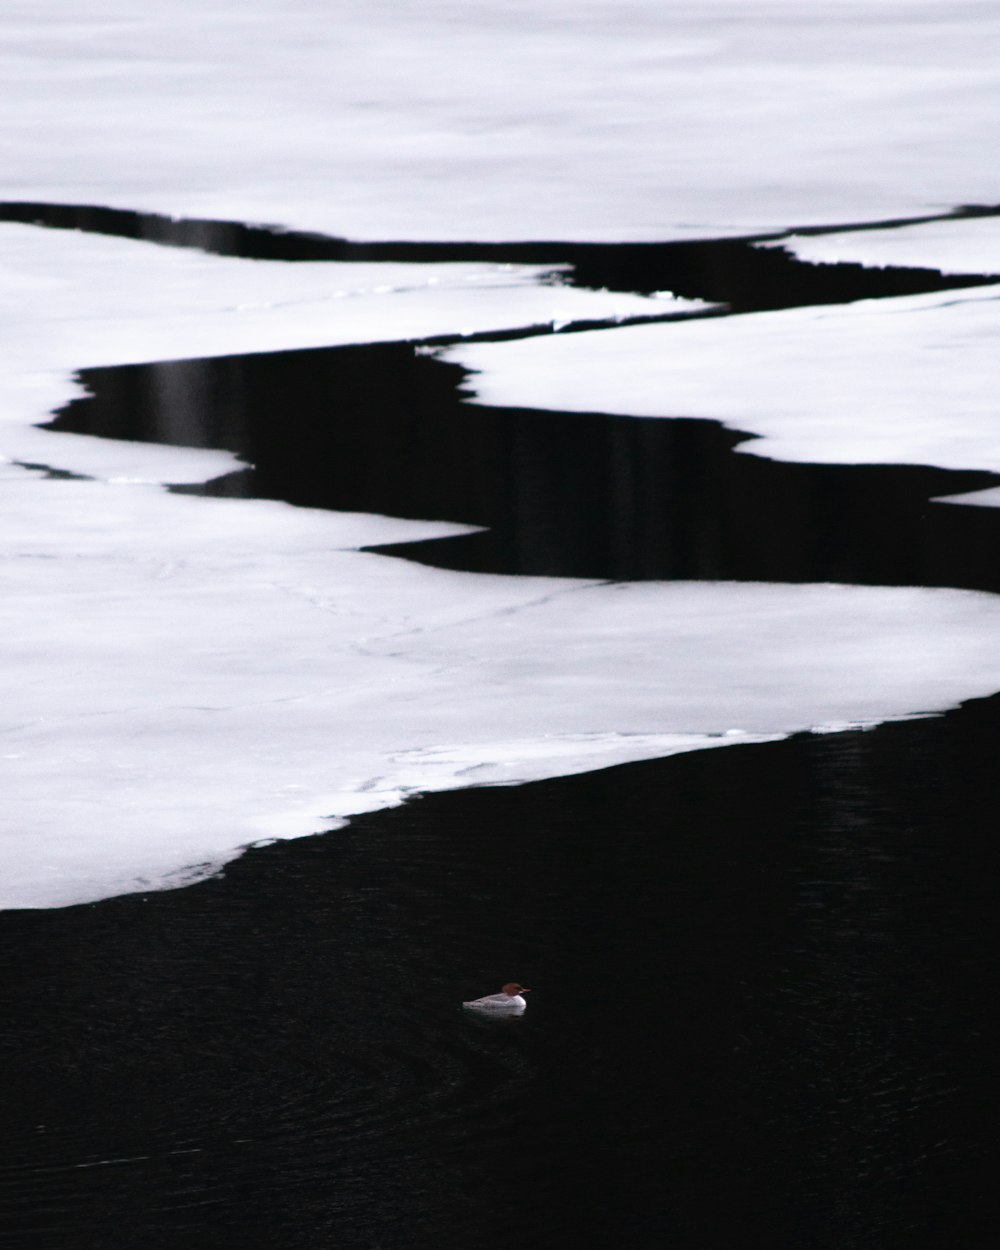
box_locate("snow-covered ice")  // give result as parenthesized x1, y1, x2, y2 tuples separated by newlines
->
(772, 215, 1000, 277)
(448, 284, 1000, 483)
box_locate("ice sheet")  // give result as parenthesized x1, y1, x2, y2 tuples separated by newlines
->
(771, 216, 1000, 276)
(448, 285, 1000, 479)
(3, 2, 1000, 242)
(933, 486, 1000, 508)
(5, 471, 1000, 909)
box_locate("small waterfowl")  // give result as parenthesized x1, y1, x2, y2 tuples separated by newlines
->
(462, 982, 531, 1014)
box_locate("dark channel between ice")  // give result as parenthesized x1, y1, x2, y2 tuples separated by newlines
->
(18, 201, 1000, 592)
(2, 199, 1000, 308)
(19, 199, 1000, 593)
(49, 342, 1000, 592)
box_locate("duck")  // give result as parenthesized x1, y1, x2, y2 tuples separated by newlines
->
(462, 982, 531, 1014)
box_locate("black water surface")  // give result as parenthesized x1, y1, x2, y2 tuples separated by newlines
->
(8, 203, 1000, 1249)
(50, 343, 1000, 589)
(3, 200, 998, 308)
(1, 698, 998, 1249)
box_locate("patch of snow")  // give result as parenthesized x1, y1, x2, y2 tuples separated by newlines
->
(3, 2, 1000, 242)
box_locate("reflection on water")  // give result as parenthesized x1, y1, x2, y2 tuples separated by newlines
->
(1, 699, 997, 1248)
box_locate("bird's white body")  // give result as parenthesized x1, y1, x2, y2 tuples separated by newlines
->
(462, 982, 531, 1015)
(463, 992, 527, 1014)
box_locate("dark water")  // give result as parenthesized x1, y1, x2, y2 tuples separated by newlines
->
(1, 705, 998, 1249)
(3, 206, 1000, 1247)
(50, 342, 1000, 588)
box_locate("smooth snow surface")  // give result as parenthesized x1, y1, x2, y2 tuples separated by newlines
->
(4, 2, 1000, 241)
(449, 285, 1000, 479)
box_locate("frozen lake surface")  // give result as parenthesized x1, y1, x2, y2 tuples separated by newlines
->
(2, 2, 1000, 1246)
(6, 0, 1000, 242)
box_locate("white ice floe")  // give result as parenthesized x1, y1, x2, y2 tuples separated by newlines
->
(5, 466, 1000, 909)
(771, 216, 1000, 277)
(447, 285, 1000, 484)
(3, 1, 1000, 242)
(933, 485, 1000, 508)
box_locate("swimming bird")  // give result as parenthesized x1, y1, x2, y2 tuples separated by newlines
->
(462, 982, 531, 1014)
